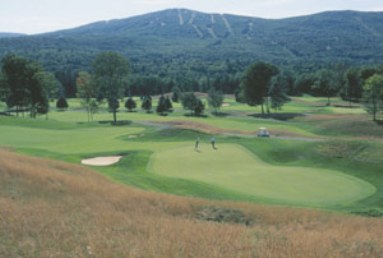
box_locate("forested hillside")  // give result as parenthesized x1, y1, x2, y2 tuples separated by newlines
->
(0, 9, 383, 97)
(0, 33, 25, 38)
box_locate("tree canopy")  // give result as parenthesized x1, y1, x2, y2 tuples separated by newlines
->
(240, 62, 279, 114)
(92, 51, 129, 124)
(363, 74, 383, 121)
(1, 54, 53, 118)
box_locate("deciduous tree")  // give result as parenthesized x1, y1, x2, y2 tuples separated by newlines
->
(181, 92, 204, 116)
(1, 54, 52, 118)
(207, 87, 224, 113)
(92, 52, 129, 124)
(76, 71, 99, 121)
(240, 62, 279, 114)
(269, 75, 290, 111)
(363, 74, 383, 121)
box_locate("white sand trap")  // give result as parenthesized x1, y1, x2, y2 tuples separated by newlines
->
(222, 103, 230, 107)
(81, 156, 122, 166)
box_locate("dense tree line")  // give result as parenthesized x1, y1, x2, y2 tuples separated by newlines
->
(1, 52, 382, 121)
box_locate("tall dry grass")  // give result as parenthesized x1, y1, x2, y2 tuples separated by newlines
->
(0, 148, 382, 258)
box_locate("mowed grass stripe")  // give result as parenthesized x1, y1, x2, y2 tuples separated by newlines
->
(149, 144, 375, 207)
(0, 125, 145, 153)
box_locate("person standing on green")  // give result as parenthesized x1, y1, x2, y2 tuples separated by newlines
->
(195, 136, 200, 151)
(210, 136, 216, 149)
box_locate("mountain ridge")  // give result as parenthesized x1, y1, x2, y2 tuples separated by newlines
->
(0, 8, 382, 82)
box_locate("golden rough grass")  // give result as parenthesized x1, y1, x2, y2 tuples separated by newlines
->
(0, 148, 382, 258)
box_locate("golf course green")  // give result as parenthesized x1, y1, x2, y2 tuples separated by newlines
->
(0, 95, 382, 212)
(149, 144, 376, 207)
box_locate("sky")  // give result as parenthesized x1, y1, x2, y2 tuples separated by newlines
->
(1, 0, 382, 34)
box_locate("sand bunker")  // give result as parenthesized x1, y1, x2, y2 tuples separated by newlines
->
(81, 156, 122, 166)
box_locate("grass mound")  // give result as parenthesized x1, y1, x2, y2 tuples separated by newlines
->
(150, 144, 375, 207)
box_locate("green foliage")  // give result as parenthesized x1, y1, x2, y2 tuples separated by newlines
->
(76, 71, 99, 121)
(1, 10, 383, 99)
(241, 62, 279, 114)
(171, 86, 181, 102)
(312, 69, 342, 106)
(181, 92, 204, 115)
(269, 75, 290, 111)
(56, 97, 68, 110)
(156, 95, 167, 115)
(343, 68, 362, 102)
(207, 87, 224, 112)
(141, 96, 152, 113)
(1, 54, 52, 118)
(363, 74, 383, 121)
(34, 71, 59, 101)
(164, 96, 173, 111)
(92, 52, 129, 123)
(194, 99, 205, 116)
(124, 97, 136, 112)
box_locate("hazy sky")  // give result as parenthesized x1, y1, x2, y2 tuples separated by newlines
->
(1, 0, 382, 34)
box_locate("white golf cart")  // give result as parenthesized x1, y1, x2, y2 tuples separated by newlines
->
(257, 127, 270, 137)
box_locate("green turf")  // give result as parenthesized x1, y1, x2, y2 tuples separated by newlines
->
(149, 144, 376, 207)
(0, 95, 381, 213)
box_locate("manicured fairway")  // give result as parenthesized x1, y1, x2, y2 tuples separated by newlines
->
(149, 144, 376, 207)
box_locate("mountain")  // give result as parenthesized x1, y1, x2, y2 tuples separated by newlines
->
(0, 8, 382, 87)
(0, 32, 26, 38)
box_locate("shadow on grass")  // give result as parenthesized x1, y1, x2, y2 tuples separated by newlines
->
(248, 112, 305, 121)
(184, 113, 208, 118)
(0, 112, 12, 116)
(333, 104, 361, 109)
(99, 120, 133, 126)
(211, 111, 230, 117)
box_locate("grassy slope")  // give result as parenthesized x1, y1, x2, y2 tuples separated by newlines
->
(1, 148, 383, 258)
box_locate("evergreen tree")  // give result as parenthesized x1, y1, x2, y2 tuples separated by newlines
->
(171, 86, 181, 102)
(194, 99, 205, 116)
(125, 97, 136, 112)
(141, 96, 152, 113)
(56, 96, 69, 111)
(156, 95, 167, 115)
(164, 96, 173, 112)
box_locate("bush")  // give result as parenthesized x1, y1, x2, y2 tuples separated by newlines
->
(56, 97, 68, 111)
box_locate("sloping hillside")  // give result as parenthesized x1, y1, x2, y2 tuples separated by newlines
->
(1, 148, 382, 257)
(0, 9, 382, 75)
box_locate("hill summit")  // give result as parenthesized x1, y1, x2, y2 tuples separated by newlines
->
(0, 8, 383, 75)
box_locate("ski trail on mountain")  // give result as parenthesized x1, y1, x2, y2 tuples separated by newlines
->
(355, 17, 381, 37)
(221, 14, 233, 35)
(248, 22, 254, 32)
(192, 25, 203, 38)
(178, 9, 184, 26)
(211, 15, 216, 24)
(207, 28, 218, 39)
(188, 12, 196, 24)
